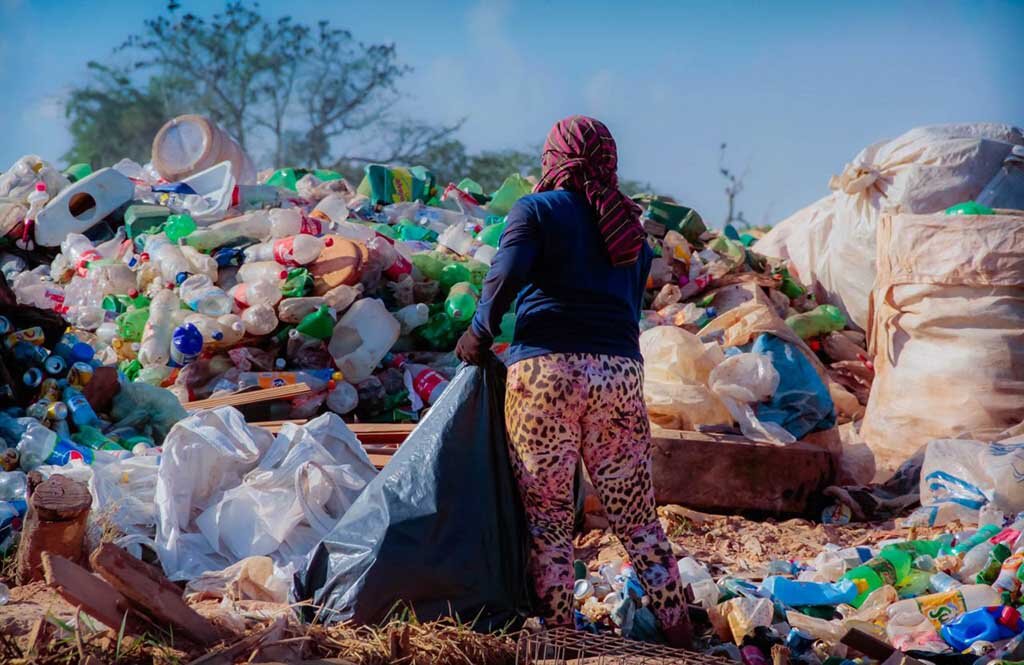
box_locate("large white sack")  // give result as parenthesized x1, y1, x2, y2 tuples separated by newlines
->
(861, 213, 1024, 475)
(755, 123, 1024, 330)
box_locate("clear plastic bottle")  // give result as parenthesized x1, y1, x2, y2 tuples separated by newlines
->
(179, 274, 233, 316)
(229, 280, 282, 308)
(310, 194, 349, 225)
(326, 381, 359, 414)
(237, 261, 288, 283)
(0, 470, 27, 501)
(886, 584, 1001, 627)
(184, 210, 271, 251)
(11, 270, 65, 311)
(328, 298, 400, 383)
(243, 235, 326, 266)
(184, 312, 246, 348)
(17, 420, 95, 469)
(138, 289, 180, 367)
(976, 146, 1024, 211)
(241, 303, 278, 335)
(60, 234, 105, 275)
(393, 303, 430, 334)
(236, 369, 336, 392)
(142, 235, 193, 285)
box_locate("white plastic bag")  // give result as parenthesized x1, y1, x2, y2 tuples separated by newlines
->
(911, 434, 1024, 526)
(156, 407, 377, 581)
(708, 353, 796, 445)
(755, 124, 1024, 330)
(639, 326, 731, 430)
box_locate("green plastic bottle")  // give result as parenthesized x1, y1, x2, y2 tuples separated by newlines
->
(842, 545, 912, 607)
(164, 214, 198, 243)
(445, 282, 478, 323)
(296, 305, 335, 340)
(411, 252, 450, 281)
(416, 311, 462, 350)
(64, 163, 93, 183)
(477, 219, 507, 248)
(786, 304, 847, 339)
(72, 425, 125, 452)
(773, 267, 807, 300)
(116, 307, 150, 342)
(439, 262, 471, 293)
(953, 524, 1001, 555)
(976, 543, 1012, 584)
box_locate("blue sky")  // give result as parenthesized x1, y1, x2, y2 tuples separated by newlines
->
(1, 0, 1022, 226)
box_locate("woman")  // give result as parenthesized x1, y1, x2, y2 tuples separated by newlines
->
(456, 116, 692, 646)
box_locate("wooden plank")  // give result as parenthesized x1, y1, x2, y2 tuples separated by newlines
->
(90, 543, 223, 646)
(183, 383, 312, 411)
(187, 616, 287, 665)
(650, 428, 836, 515)
(42, 553, 150, 636)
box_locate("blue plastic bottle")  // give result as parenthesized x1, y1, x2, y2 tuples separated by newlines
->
(63, 386, 102, 428)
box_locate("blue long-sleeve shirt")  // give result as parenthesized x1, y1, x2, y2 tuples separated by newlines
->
(470, 190, 653, 365)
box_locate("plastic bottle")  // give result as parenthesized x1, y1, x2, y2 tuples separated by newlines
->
(138, 289, 180, 367)
(142, 235, 193, 286)
(390, 355, 449, 407)
(10, 273, 65, 312)
(975, 145, 1024, 211)
(785, 305, 847, 339)
(953, 524, 1000, 555)
(961, 541, 1000, 581)
(311, 194, 349, 225)
(445, 282, 478, 323)
(0, 471, 27, 501)
(886, 611, 946, 653)
(63, 385, 102, 428)
(24, 182, 48, 228)
(184, 312, 245, 348)
(759, 576, 857, 607)
(16, 421, 95, 469)
(116, 307, 150, 342)
(328, 298, 400, 383)
(394, 303, 430, 334)
(236, 369, 336, 392)
(887, 584, 1001, 628)
(179, 274, 233, 316)
(929, 571, 963, 593)
(326, 381, 359, 414)
(842, 545, 911, 607)
(437, 222, 476, 255)
(229, 280, 283, 309)
(242, 304, 279, 336)
(295, 305, 335, 340)
(243, 235, 327, 266)
(439, 262, 471, 293)
(994, 551, 1024, 594)
(170, 323, 204, 366)
(975, 543, 1012, 584)
(277, 283, 362, 324)
(237, 261, 288, 284)
(60, 234, 105, 275)
(941, 606, 1024, 652)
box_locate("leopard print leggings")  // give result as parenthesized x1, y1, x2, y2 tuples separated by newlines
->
(505, 352, 686, 630)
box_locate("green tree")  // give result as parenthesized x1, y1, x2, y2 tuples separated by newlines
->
(63, 64, 173, 168)
(65, 1, 461, 170)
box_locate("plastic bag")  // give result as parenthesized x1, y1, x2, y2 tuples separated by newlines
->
(487, 174, 533, 216)
(184, 556, 292, 603)
(708, 352, 795, 444)
(639, 326, 731, 430)
(110, 379, 189, 443)
(750, 334, 835, 439)
(296, 356, 532, 629)
(910, 435, 1024, 527)
(156, 408, 376, 581)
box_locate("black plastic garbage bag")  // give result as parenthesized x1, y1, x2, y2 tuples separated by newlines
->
(295, 356, 533, 630)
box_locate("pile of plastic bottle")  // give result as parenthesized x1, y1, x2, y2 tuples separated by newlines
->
(571, 508, 1024, 660)
(0, 115, 862, 572)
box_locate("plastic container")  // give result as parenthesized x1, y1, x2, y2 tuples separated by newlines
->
(151, 114, 255, 184)
(178, 161, 235, 223)
(975, 145, 1024, 211)
(138, 289, 180, 367)
(328, 298, 400, 383)
(785, 305, 847, 339)
(445, 282, 478, 323)
(179, 274, 233, 316)
(887, 584, 1001, 628)
(394, 303, 430, 334)
(326, 381, 359, 414)
(34, 168, 134, 247)
(941, 606, 1024, 651)
(244, 234, 327, 266)
(842, 545, 912, 607)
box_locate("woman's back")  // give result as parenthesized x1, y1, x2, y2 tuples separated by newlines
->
(473, 189, 653, 365)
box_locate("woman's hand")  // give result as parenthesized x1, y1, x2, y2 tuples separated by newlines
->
(455, 328, 490, 365)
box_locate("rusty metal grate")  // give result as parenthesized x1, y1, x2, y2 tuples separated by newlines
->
(515, 627, 735, 665)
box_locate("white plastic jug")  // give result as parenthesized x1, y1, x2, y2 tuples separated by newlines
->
(34, 168, 134, 247)
(328, 298, 399, 382)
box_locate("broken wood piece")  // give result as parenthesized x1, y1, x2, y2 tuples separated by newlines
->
(90, 543, 223, 646)
(187, 616, 288, 665)
(183, 383, 312, 411)
(16, 474, 91, 584)
(42, 552, 151, 636)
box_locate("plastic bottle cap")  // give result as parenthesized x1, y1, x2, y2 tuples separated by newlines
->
(175, 272, 189, 285)
(324, 237, 334, 247)
(140, 253, 150, 261)
(278, 270, 287, 279)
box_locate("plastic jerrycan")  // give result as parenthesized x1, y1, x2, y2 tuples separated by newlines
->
(34, 168, 134, 247)
(328, 298, 400, 383)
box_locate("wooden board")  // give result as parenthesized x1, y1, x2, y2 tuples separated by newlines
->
(183, 383, 312, 411)
(42, 553, 150, 636)
(649, 427, 836, 515)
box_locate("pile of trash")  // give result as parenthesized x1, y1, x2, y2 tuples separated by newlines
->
(573, 509, 1024, 660)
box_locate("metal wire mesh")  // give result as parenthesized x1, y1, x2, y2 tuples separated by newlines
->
(515, 627, 736, 665)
